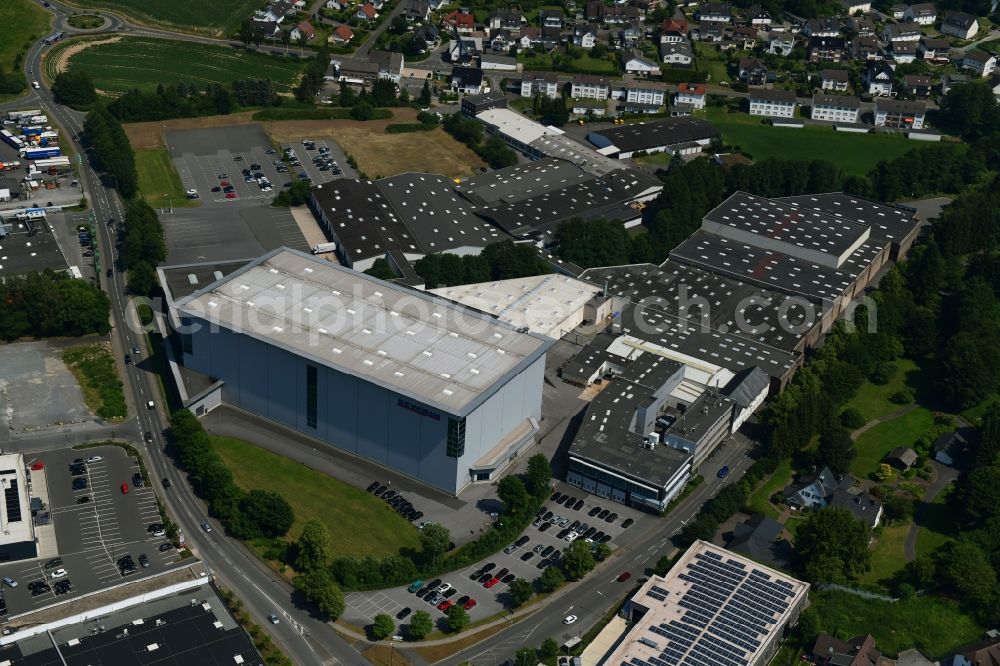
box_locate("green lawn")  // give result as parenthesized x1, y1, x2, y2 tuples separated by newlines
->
(694, 42, 731, 82)
(850, 408, 935, 478)
(858, 520, 910, 587)
(843, 358, 920, 424)
(704, 107, 923, 176)
(568, 55, 618, 74)
(915, 483, 956, 558)
(0, 0, 50, 99)
(745, 458, 792, 519)
(135, 148, 199, 208)
(962, 393, 999, 426)
(211, 436, 422, 560)
(518, 52, 555, 70)
(66, 37, 303, 94)
(60, 0, 258, 36)
(811, 590, 982, 659)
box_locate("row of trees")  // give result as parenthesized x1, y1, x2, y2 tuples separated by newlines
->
(441, 113, 519, 170)
(168, 410, 295, 541)
(52, 70, 99, 109)
(295, 47, 330, 102)
(120, 199, 166, 297)
(0, 270, 111, 341)
(83, 105, 139, 199)
(412, 240, 551, 289)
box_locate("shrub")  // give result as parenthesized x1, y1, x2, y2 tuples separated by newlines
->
(871, 361, 896, 385)
(890, 388, 915, 404)
(840, 407, 866, 429)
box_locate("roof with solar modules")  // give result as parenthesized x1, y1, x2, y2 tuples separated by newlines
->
(600, 540, 809, 666)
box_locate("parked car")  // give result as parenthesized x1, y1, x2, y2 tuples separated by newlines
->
(617, 571, 631, 582)
(718, 465, 730, 479)
(564, 615, 577, 625)
(622, 518, 634, 528)
(397, 607, 411, 620)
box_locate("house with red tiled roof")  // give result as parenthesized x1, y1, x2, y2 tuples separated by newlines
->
(329, 24, 354, 43)
(675, 82, 706, 109)
(442, 9, 475, 33)
(356, 3, 377, 21)
(290, 20, 315, 41)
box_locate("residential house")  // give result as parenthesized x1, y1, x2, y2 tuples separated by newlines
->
(520, 71, 560, 98)
(258, 21, 283, 40)
(660, 40, 694, 64)
(828, 489, 883, 529)
(585, 0, 605, 21)
(784, 466, 853, 509)
(329, 24, 354, 43)
(903, 73, 933, 97)
(442, 10, 475, 34)
(940, 10, 979, 39)
(748, 87, 797, 117)
(571, 97, 609, 116)
(809, 36, 845, 62)
(621, 79, 667, 108)
(573, 24, 599, 48)
(698, 23, 726, 42)
(630, 0, 654, 15)
(940, 636, 1000, 666)
(933, 428, 975, 466)
(451, 66, 485, 94)
(874, 98, 927, 129)
(842, 0, 872, 13)
(413, 24, 438, 43)
(747, 6, 772, 26)
(480, 53, 517, 70)
(962, 49, 997, 76)
(738, 56, 770, 84)
(660, 18, 689, 42)
(448, 36, 482, 63)
(289, 20, 315, 41)
(732, 25, 760, 49)
(919, 36, 951, 62)
(941, 72, 969, 93)
(539, 8, 564, 28)
(621, 23, 644, 47)
(812, 93, 861, 122)
(883, 21, 922, 43)
(489, 29, 513, 51)
(903, 2, 937, 25)
(847, 15, 875, 36)
(403, 0, 430, 23)
(768, 33, 795, 55)
(623, 50, 661, 75)
(331, 50, 403, 85)
(890, 3, 907, 18)
(820, 68, 849, 90)
(675, 82, 706, 109)
(518, 27, 541, 49)
(802, 17, 841, 37)
(604, 5, 641, 24)
(487, 9, 522, 34)
(540, 25, 562, 47)
(851, 35, 880, 60)
(325, 0, 348, 10)
(884, 446, 919, 469)
(261, 0, 295, 23)
(811, 634, 894, 666)
(892, 40, 918, 63)
(355, 3, 377, 22)
(696, 1, 733, 22)
(571, 75, 611, 99)
(864, 61, 894, 95)
(727, 515, 791, 570)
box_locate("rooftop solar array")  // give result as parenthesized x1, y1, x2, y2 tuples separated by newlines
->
(609, 542, 809, 666)
(177, 248, 551, 414)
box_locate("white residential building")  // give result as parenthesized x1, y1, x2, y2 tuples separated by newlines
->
(675, 82, 706, 109)
(660, 41, 694, 64)
(748, 88, 797, 117)
(962, 50, 997, 77)
(625, 83, 667, 107)
(571, 76, 611, 100)
(874, 98, 926, 129)
(940, 10, 978, 39)
(811, 94, 861, 123)
(903, 3, 936, 25)
(623, 52, 661, 75)
(520, 72, 560, 98)
(864, 62, 894, 96)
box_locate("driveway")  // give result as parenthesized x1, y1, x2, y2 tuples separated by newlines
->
(903, 459, 959, 560)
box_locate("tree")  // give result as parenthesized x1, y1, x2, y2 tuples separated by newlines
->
(653, 554, 673, 576)
(875, 463, 896, 482)
(239, 19, 255, 47)
(794, 508, 872, 582)
(903, 555, 936, 588)
(364, 258, 397, 280)
(127, 261, 157, 297)
(351, 99, 374, 120)
(272, 179, 313, 206)
(419, 80, 432, 106)
(445, 604, 470, 632)
(407, 610, 433, 640)
(956, 465, 1000, 526)
(372, 78, 398, 107)
(515, 648, 537, 666)
(295, 519, 331, 572)
(540, 638, 560, 659)
(419, 523, 451, 566)
(371, 613, 395, 640)
(561, 540, 596, 581)
(338, 81, 357, 107)
(814, 426, 856, 476)
(293, 569, 345, 619)
(508, 577, 533, 606)
(936, 540, 997, 608)
(526, 454, 552, 499)
(477, 135, 518, 169)
(938, 81, 1000, 140)
(537, 565, 565, 593)
(497, 476, 531, 517)
(594, 542, 611, 562)
(239, 489, 295, 538)
(794, 608, 822, 643)
(882, 495, 914, 524)
(556, 218, 632, 268)
(52, 70, 97, 108)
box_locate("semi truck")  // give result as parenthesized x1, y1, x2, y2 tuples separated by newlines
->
(30, 157, 71, 174)
(0, 160, 21, 171)
(20, 146, 61, 159)
(311, 242, 337, 255)
(1, 130, 25, 150)
(7, 110, 41, 121)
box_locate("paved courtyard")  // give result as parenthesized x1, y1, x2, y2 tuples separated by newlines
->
(0, 340, 95, 434)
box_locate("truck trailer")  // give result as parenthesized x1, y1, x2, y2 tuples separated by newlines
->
(311, 242, 337, 255)
(7, 110, 42, 121)
(1, 130, 25, 150)
(20, 147, 61, 159)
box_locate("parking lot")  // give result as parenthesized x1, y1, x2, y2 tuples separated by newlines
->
(0, 445, 184, 618)
(343, 491, 643, 631)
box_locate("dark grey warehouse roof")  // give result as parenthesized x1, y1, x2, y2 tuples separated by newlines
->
(813, 94, 861, 109)
(775, 192, 920, 246)
(311, 179, 415, 262)
(454, 158, 597, 207)
(586, 117, 720, 153)
(0, 218, 70, 279)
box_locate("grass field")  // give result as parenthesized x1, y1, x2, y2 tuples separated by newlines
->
(843, 358, 920, 424)
(858, 520, 911, 587)
(211, 436, 422, 560)
(851, 408, 935, 478)
(135, 147, 199, 208)
(962, 393, 999, 426)
(66, 37, 302, 94)
(569, 55, 618, 74)
(915, 483, 956, 558)
(62, 343, 127, 421)
(0, 0, 50, 99)
(60, 0, 257, 36)
(811, 590, 982, 659)
(67, 14, 105, 29)
(704, 107, 922, 176)
(745, 458, 792, 520)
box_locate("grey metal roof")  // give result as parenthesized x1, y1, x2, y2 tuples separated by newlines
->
(454, 158, 596, 206)
(0, 220, 69, 278)
(177, 248, 552, 415)
(813, 93, 861, 109)
(586, 117, 720, 154)
(775, 192, 920, 245)
(749, 87, 797, 102)
(722, 366, 771, 407)
(311, 179, 416, 262)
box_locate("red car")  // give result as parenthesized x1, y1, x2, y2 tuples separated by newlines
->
(483, 577, 500, 589)
(463, 598, 477, 611)
(225, 192, 237, 199)
(617, 571, 631, 582)
(436, 599, 452, 612)
(120, 482, 129, 494)
(220, 180, 230, 187)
